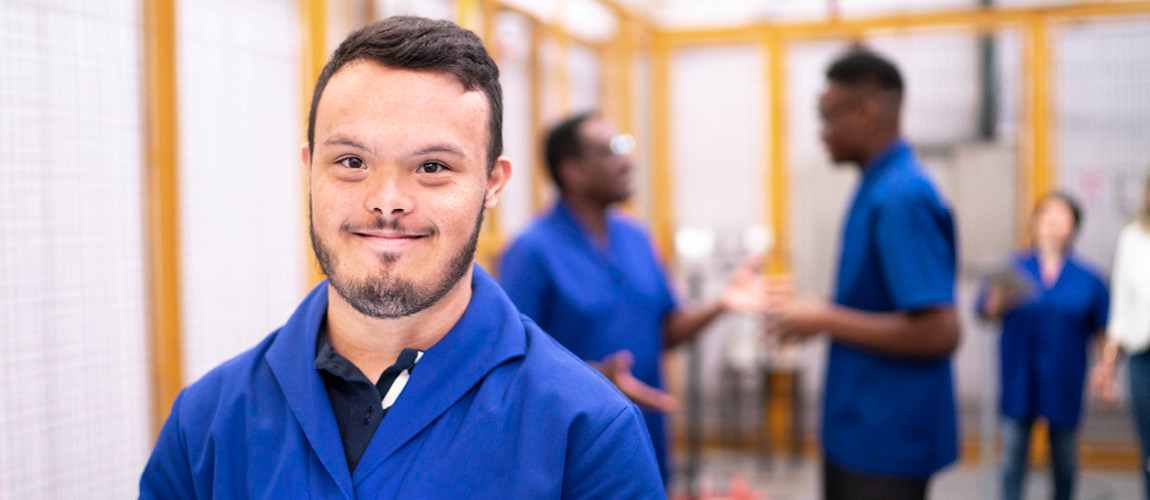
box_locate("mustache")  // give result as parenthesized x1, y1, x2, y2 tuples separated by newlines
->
(341, 216, 438, 237)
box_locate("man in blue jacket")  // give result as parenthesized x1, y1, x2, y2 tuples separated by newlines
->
(140, 16, 664, 499)
(767, 51, 960, 499)
(498, 112, 767, 484)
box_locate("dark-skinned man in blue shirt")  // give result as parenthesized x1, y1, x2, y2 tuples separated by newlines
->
(499, 112, 769, 485)
(766, 50, 961, 500)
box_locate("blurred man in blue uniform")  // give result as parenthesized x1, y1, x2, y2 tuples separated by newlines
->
(499, 112, 768, 483)
(140, 17, 664, 499)
(767, 51, 960, 500)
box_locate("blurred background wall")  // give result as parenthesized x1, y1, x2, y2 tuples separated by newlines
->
(2, 0, 1148, 497)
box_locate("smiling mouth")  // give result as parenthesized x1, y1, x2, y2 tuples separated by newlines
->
(355, 230, 427, 242)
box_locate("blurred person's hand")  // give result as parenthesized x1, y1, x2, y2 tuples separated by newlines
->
(764, 275, 830, 342)
(981, 285, 1010, 319)
(1089, 359, 1118, 406)
(592, 350, 677, 413)
(721, 255, 769, 314)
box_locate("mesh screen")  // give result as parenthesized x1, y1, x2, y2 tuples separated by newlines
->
(177, 0, 306, 384)
(0, 1, 151, 498)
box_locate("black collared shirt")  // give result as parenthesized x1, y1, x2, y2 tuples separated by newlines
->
(315, 327, 423, 474)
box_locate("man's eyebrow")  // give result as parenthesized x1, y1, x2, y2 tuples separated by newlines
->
(411, 143, 467, 157)
(323, 136, 374, 154)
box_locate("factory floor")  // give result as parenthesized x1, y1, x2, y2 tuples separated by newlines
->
(668, 449, 1144, 500)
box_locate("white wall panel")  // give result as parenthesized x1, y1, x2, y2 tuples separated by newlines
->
(177, 0, 306, 384)
(495, 11, 536, 239)
(0, 1, 150, 498)
(1056, 17, 1150, 274)
(669, 44, 766, 404)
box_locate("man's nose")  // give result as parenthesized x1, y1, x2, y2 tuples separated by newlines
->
(364, 171, 414, 215)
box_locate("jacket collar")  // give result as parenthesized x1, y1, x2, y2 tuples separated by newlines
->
(266, 264, 527, 491)
(860, 139, 911, 185)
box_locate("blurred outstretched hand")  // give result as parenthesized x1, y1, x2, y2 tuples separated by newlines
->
(721, 255, 770, 314)
(765, 274, 830, 342)
(595, 350, 677, 413)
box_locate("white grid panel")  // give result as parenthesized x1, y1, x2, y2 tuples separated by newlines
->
(568, 43, 600, 115)
(177, 0, 306, 384)
(494, 10, 536, 238)
(1055, 16, 1150, 274)
(0, 1, 151, 498)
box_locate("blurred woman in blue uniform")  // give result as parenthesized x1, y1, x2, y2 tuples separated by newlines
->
(978, 192, 1109, 500)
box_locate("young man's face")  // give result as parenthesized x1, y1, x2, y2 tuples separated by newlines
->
(818, 82, 870, 166)
(304, 60, 509, 318)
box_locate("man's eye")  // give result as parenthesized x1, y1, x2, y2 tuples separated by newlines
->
(417, 162, 446, 174)
(340, 157, 365, 169)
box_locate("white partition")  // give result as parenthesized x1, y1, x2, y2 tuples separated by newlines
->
(668, 44, 767, 406)
(0, 1, 150, 498)
(569, 43, 600, 115)
(177, 0, 306, 384)
(495, 10, 537, 238)
(670, 45, 765, 233)
(1056, 17, 1150, 274)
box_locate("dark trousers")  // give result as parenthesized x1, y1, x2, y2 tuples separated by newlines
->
(1000, 417, 1077, 500)
(823, 458, 930, 500)
(1130, 350, 1150, 500)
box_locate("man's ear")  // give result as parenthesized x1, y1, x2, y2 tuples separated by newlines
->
(556, 158, 581, 192)
(300, 142, 312, 175)
(484, 156, 513, 209)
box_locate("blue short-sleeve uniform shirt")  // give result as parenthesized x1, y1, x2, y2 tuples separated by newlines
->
(826, 140, 959, 478)
(980, 252, 1109, 430)
(499, 200, 678, 481)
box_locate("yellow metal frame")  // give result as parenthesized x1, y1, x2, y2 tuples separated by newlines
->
(143, 0, 182, 436)
(300, 0, 326, 288)
(764, 32, 789, 275)
(649, 35, 673, 256)
(1022, 15, 1053, 246)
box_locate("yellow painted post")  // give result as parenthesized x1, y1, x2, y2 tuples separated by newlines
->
(764, 31, 790, 276)
(1021, 16, 1054, 246)
(555, 31, 572, 117)
(616, 14, 635, 138)
(142, 0, 183, 436)
(1023, 15, 1055, 460)
(456, 0, 479, 29)
(611, 13, 640, 216)
(300, 0, 326, 288)
(649, 34, 674, 258)
(529, 20, 548, 213)
(480, 0, 500, 252)
(461, 0, 505, 268)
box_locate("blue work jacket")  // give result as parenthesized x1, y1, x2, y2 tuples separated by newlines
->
(139, 266, 663, 499)
(825, 140, 959, 479)
(979, 252, 1109, 430)
(498, 200, 677, 481)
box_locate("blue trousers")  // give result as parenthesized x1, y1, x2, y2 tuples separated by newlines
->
(1130, 350, 1150, 500)
(1001, 418, 1077, 500)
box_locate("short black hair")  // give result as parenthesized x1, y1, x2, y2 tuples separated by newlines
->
(1038, 191, 1083, 235)
(307, 16, 502, 170)
(826, 49, 904, 94)
(544, 112, 596, 191)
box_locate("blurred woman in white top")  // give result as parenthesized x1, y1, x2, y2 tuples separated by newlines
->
(1092, 175, 1150, 499)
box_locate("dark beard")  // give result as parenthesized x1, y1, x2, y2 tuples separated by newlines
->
(310, 202, 484, 319)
